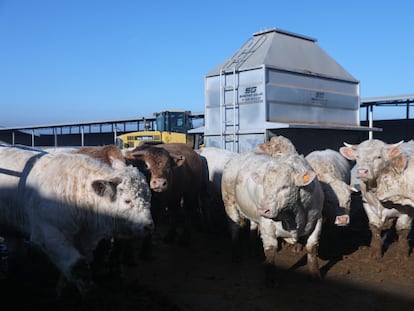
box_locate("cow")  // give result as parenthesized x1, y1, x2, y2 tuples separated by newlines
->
(198, 136, 296, 196)
(196, 147, 237, 195)
(376, 147, 414, 219)
(72, 145, 125, 167)
(0, 146, 154, 297)
(254, 135, 297, 157)
(221, 151, 324, 283)
(197, 139, 297, 235)
(339, 139, 413, 259)
(124, 142, 205, 245)
(71, 145, 145, 271)
(305, 149, 356, 228)
(196, 147, 237, 233)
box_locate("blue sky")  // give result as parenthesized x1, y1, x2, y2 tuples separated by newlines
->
(1, 0, 413, 127)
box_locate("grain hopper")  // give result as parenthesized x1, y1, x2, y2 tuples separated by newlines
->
(204, 28, 376, 153)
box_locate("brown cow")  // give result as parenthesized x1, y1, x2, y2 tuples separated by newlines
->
(124, 142, 205, 245)
(72, 145, 125, 167)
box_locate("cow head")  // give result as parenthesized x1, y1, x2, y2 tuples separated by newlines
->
(250, 162, 316, 219)
(340, 140, 383, 183)
(91, 164, 154, 238)
(318, 174, 357, 227)
(376, 152, 409, 204)
(124, 146, 185, 193)
(340, 140, 403, 185)
(256, 135, 297, 157)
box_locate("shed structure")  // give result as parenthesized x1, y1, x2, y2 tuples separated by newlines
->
(204, 28, 376, 153)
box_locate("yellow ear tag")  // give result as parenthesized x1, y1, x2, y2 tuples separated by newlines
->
(303, 172, 311, 184)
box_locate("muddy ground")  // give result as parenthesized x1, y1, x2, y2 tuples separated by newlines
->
(1, 192, 414, 311)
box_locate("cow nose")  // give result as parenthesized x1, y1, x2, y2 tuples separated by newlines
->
(258, 208, 274, 218)
(150, 178, 168, 191)
(356, 168, 369, 178)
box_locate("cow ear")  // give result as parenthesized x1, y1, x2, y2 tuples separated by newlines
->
(339, 145, 356, 161)
(383, 141, 404, 160)
(386, 146, 402, 160)
(92, 178, 121, 200)
(393, 153, 409, 173)
(297, 171, 316, 186)
(171, 154, 185, 167)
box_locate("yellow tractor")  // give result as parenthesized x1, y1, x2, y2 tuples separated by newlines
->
(116, 110, 203, 149)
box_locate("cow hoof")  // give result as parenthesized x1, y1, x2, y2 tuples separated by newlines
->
(369, 248, 383, 260)
(308, 270, 322, 281)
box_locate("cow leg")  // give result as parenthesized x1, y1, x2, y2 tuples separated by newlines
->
(394, 229, 411, 260)
(224, 200, 248, 263)
(305, 217, 322, 279)
(227, 216, 249, 263)
(369, 224, 384, 259)
(164, 197, 182, 245)
(32, 225, 93, 298)
(259, 219, 279, 287)
(198, 182, 225, 232)
(248, 222, 262, 257)
(70, 258, 94, 295)
(393, 214, 412, 260)
(91, 238, 113, 279)
(56, 258, 99, 301)
(178, 192, 201, 247)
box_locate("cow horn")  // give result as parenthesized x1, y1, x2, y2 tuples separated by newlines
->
(392, 140, 404, 147)
(343, 142, 358, 150)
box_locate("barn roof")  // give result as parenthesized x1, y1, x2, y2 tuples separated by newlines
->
(206, 28, 358, 83)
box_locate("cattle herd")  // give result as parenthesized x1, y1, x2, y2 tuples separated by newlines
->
(0, 136, 413, 301)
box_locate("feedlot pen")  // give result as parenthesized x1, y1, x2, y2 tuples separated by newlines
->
(1, 190, 414, 311)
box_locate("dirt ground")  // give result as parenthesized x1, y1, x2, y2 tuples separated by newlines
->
(1, 192, 414, 311)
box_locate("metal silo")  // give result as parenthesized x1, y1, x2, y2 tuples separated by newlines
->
(204, 28, 370, 152)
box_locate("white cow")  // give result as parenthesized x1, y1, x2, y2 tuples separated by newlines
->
(376, 147, 414, 218)
(339, 139, 412, 259)
(196, 147, 237, 232)
(222, 151, 324, 281)
(254, 135, 297, 157)
(198, 136, 296, 195)
(305, 149, 356, 227)
(0, 146, 154, 297)
(197, 147, 237, 194)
